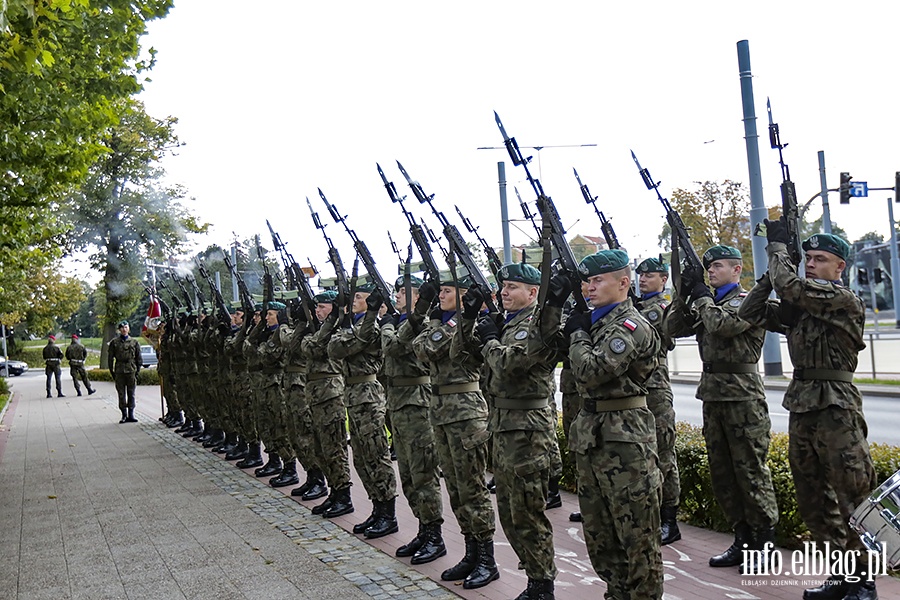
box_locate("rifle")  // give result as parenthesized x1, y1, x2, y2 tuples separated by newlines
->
(308, 194, 350, 313)
(320, 189, 398, 316)
(255, 236, 274, 305)
(387, 231, 403, 263)
(574, 168, 620, 250)
(157, 279, 181, 312)
(222, 249, 255, 314)
(170, 271, 195, 313)
(493, 112, 589, 313)
(455, 204, 503, 277)
(767, 98, 803, 265)
(186, 272, 208, 314)
(397, 160, 499, 314)
(630, 150, 705, 286)
(267, 219, 319, 329)
(196, 257, 231, 324)
(515, 186, 543, 241)
(377, 163, 442, 283)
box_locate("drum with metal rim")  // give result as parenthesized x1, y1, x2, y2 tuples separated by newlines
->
(850, 469, 900, 568)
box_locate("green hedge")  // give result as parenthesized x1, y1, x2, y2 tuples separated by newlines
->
(13, 347, 102, 368)
(87, 368, 160, 386)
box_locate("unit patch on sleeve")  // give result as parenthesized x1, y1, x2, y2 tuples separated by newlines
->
(610, 338, 627, 354)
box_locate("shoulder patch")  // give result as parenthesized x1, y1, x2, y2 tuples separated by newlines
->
(609, 338, 627, 354)
(514, 329, 528, 341)
(647, 310, 659, 322)
(622, 318, 637, 331)
(431, 330, 443, 342)
(728, 299, 742, 307)
(446, 318, 456, 328)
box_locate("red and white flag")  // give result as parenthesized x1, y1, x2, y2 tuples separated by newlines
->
(142, 294, 162, 344)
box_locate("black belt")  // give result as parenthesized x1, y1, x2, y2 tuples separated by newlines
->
(793, 368, 854, 383)
(581, 396, 647, 413)
(702, 362, 757, 374)
(388, 376, 430, 387)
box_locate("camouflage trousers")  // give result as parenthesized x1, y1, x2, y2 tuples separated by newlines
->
(347, 395, 397, 503)
(160, 369, 180, 413)
(574, 433, 663, 599)
(285, 381, 319, 472)
(69, 365, 92, 393)
(648, 387, 680, 508)
(269, 390, 295, 461)
(702, 399, 779, 529)
(494, 427, 557, 581)
(557, 392, 580, 481)
(433, 416, 495, 541)
(789, 406, 876, 553)
(257, 379, 284, 453)
(45, 364, 62, 395)
(309, 395, 351, 491)
(113, 372, 137, 410)
(547, 402, 562, 480)
(390, 404, 442, 525)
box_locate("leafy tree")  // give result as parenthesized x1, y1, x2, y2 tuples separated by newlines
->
(20, 266, 85, 334)
(65, 99, 207, 365)
(857, 231, 885, 245)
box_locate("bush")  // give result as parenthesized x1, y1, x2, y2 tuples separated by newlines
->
(0, 376, 9, 395)
(88, 368, 160, 386)
(11, 347, 45, 368)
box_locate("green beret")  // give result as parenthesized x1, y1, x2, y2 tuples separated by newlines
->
(117, 320, 129, 328)
(394, 275, 424, 291)
(438, 269, 476, 288)
(636, 257, 668, 274)
(497, 263, 542, 286)
(803, 233, 850, 260)
(702, 245, 742, 268)
(356, 282, 376, 294)
(265, 301, 286, 311)
(314, 290, 338, 304)
(253, 302, 264, 312)
(578, 249, 630, 279)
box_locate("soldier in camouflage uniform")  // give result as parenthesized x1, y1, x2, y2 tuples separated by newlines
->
(460, 263, 557, 600)
(410, 275, 498, 590)
(235, 306, 266, 469)
(328, 282, 398, 538)
(666, 245, 778, 571)
(635, 257, 681, 545)
(108, 321, 143, 424)
(383, 276, 445, 563)
(65, 334, 95, 396)
(538, 249, 663, 599)
(561, 281, 590, 523)
(251, 302, 290, 481)
(300, 291, 353, 517)
(43, 334, 65, 398)
(740, 226, 877, 600)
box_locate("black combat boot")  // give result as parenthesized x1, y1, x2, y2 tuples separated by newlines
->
(217, 432, 239, 454)
(166, 411, 184, 428)
(569, 511, 582, 522)
(353, 503, 379, 534)
(803, 576, 846, 600)
(225, 440, 249, 461)
(236, 442, 263, 469)
(312, 492, 334, 515)
(124, 408, 138, 423)
(463, 539, 500, 589)
(843, 579, 877, 600)
(270, 459, 300, 488)
(515, 578, 555, 600)
(87, 387, 96, 396)
(254, 452, 282, 478)
(709, 521, 752, 567)
(300, 471, 328, 501)
(411, 522, 447, 565)
(119, 408, 128, 424)
(741, 527, 776, 575)
(202, 429, 226, 448)
(545, 476, 561, 510)
(441, 536, 478, 581)
(182, 419, 204, 438)
(365, 498, 399, 539)
(291, 468, 316, 497)
(323, 487, 354, 518)
(76, 389, 82, 397)
(175, 418, 194, 433)
(396, 523, 426, 558)
(194, 423, 213, 443)
(660, 505, 682, 545)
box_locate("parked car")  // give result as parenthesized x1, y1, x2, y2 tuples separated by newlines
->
(0, 356, 29, 376)
(140, 345, 158, 368)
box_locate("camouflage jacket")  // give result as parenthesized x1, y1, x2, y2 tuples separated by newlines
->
(635, 293, 674, 390)
(299, 312, 344, 404)
(381, 316, 431, 411)
(328, 311, 385, 407)
(468, 305, 556, 433)
(277, 322, 308, 392)
(242, 321, 265, 374)
(256, 324, 285, 388)
(108, 335, 142, 374)
(65, 342, 87, 364)
(667, 284, 765, 402)
(739, 241, 865, 413)
(224, 322, 250, 372)
(409, 310, 489, 426)
(43, 342, 63, 365)
(564, 299, 660, 447)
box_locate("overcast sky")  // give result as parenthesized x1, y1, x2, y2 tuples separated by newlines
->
(100, 1, 900, 282)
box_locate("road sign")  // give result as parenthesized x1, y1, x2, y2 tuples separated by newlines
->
(850, 181, 869, 197)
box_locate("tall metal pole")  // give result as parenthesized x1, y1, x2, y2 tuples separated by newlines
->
(737, 40, 783, 376)
(887, 198, 900, 328)
(1, 323, 8, 378)
(498, 161, 512, 264)
(818, 151, 832, 234)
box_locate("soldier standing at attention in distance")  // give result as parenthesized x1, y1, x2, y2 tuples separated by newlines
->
(739, 225, 877, 600)
(108, 321, 143, 423)
(666, 245, 778, 572)
(43, 334, 65, 398)
(634, 257, 681, 545)
(65, 334, 96, 397)
(459, 263, 558, 600)
(539, 249, 663, 598)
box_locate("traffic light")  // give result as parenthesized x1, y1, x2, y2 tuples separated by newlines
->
(858, 268, 869, 285)
(874, 268, 884, 284)
(840, 172, 852, 204)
